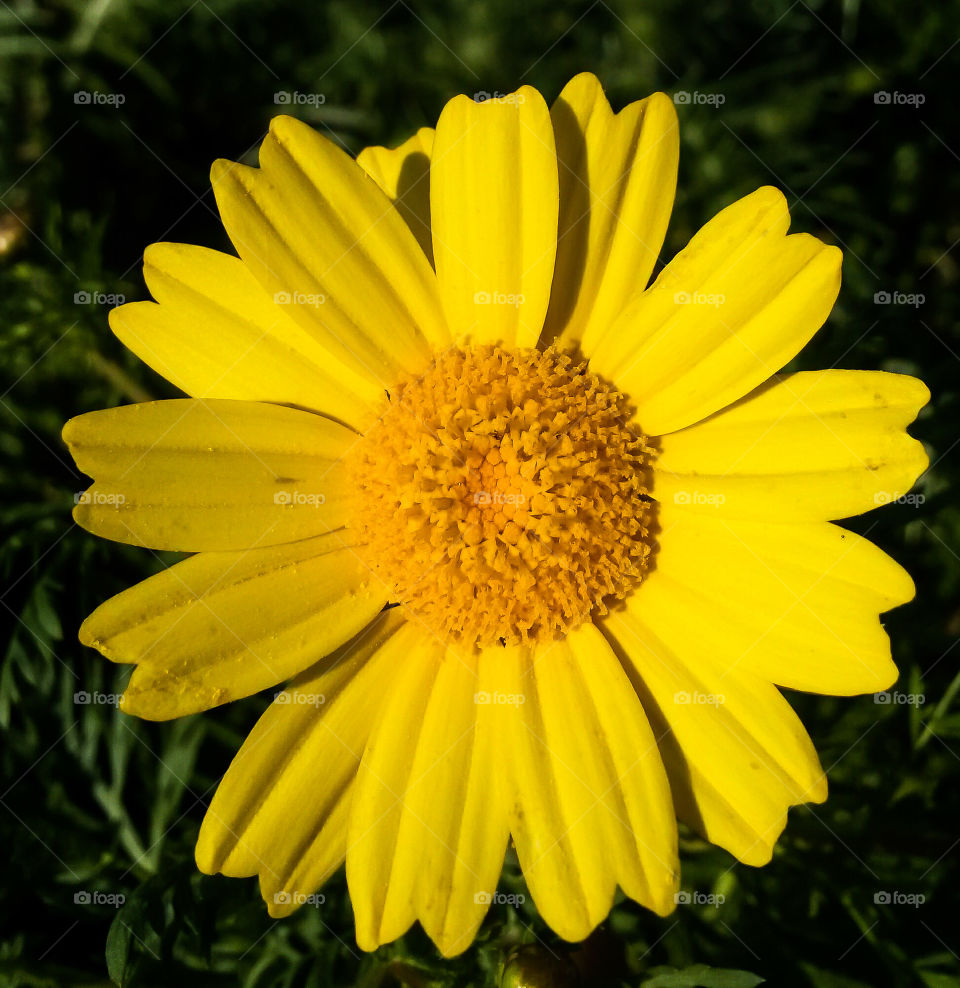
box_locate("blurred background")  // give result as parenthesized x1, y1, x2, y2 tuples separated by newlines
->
(0, 1, 957, 985)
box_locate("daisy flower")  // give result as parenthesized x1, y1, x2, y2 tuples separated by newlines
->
(64, 73, 929, 958)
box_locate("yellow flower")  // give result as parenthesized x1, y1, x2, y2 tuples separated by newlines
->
(63, 73, 929, 958)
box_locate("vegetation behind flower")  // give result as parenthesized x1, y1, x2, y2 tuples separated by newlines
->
(0, 1, 957, 985)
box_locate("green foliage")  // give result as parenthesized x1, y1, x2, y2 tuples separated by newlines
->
(1, 0, 957, 985)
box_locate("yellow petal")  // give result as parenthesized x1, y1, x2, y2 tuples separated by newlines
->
(398, 646, 512, 957)
(65, 399, 353, 551)
(430, 88, 559, 348)
(80, 532, 388, 719)
(489, 632, 676, 943)
(347, 629, 511, 957)
(545, 625, 678, 915)
(589, 186, 842, 435)
(196, 610, 407, 905)
(346, 626, 438, 950)
(357, 127, 435, 266)
(601, 596, 828, 866)
(542, 74, 678, 351)
(110, 242, 382, 430)
(211, 115, 449, 386)
(653, 370, 930, 520)
(646, 504, 913, 695)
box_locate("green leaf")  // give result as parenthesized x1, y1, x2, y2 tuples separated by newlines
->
(641, 965, 765, 987)
(105, 909, 135, 986)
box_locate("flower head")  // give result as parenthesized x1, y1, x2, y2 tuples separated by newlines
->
(64, 73, 928, 957)
(348, 343, 656, 646)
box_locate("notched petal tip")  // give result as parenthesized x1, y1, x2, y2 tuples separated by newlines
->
(563, 70, 603, 93)
(267, 112, 302, 136)
(750, 183, 789, 211)
(883, 371, 932, 422)
(264, 891, 300, 920)
(815, 241, 843, 283)
(739, 841, 776, 868)
(643, 90, 680, 129)
(265, 113, 330, 164)
(141, 239, 173, 266)
(77, 610, 102, 651)
(117, 682, 173, 722)
(61, 413, 87, 448)
(70, 498, 97, 536)
(648, 878, 681, 918)
(431, 914, 490, 958)
(727, 184, 793, 237)
(807, 771, 829, 805)
(193, 839, 215, 876)
(119, 668, 230, 722)
(209, 156, 248, 191)
(558, 72, 675, 123)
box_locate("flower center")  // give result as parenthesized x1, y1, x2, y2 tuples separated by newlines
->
(347, 345, 656, 648)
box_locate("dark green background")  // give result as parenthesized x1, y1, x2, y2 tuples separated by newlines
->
(1, 1, 957, 985)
